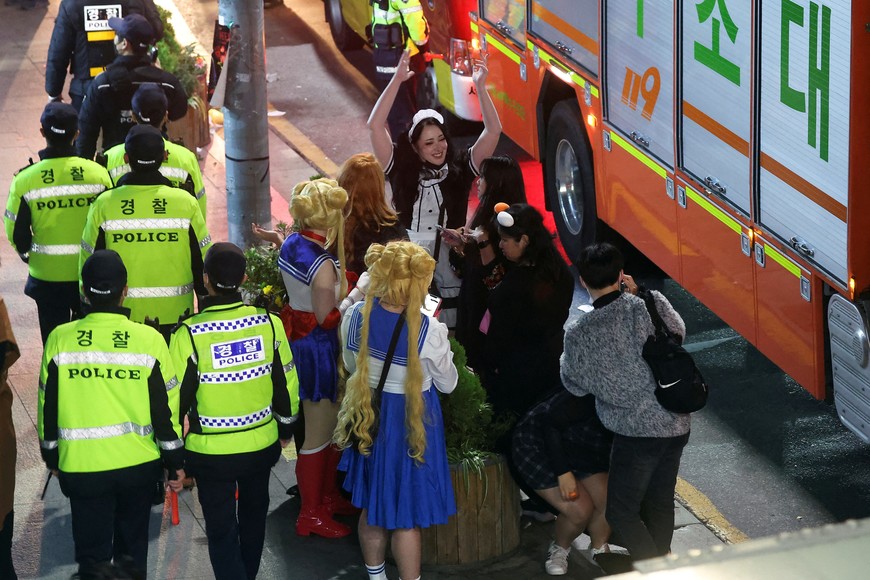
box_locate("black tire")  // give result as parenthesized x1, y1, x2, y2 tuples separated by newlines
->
(325, 0, 363, 51)
(416, 66, 439, 111)
(544, 100, 597, 264)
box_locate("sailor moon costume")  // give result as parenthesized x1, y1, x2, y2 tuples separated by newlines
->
(338, 299, 458, 529)
(278, 232, 342, 402)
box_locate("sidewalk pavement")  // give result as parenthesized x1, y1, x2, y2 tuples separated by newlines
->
(0, 3, 724, 578)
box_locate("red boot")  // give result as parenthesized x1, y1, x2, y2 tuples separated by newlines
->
(295, 446, 351, 538)
(322, 444, 360, 516)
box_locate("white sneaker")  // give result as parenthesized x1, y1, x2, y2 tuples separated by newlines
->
(545, 541, 570, 576)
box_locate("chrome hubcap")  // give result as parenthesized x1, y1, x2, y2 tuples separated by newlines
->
(555, 139, 583, 236)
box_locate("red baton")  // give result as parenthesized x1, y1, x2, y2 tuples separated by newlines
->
(170, 490, 180, 525)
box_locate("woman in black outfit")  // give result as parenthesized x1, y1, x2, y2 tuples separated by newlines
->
(442, 155, 527, 371)
(481, 203, 574, 421)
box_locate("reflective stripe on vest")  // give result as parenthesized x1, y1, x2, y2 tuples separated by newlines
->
(30, 243, 80, 256)
(59, 421, 152, 440)
(199, 234, 212, 248)
(199, 405, 272, 429)
(23, 183, 105, 202)
(54, 351, 156, 368)
(282, 360, 295, 374)
(4, 209, 15, 221)
(110, 164, 191, 184)
(161, 167, 189, 181)
(274, 411, 295, 425)
(187, 313, 271, 335)
(81, 239, 95, 255)
(126, 283, 195, 299)
(101, 218, 191, 231)
(200, 362, 272, 384)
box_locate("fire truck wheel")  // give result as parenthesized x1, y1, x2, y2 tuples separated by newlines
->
(326, 0, 363, 51)
(544, 100, 596, 264)
(416, 66, 440, 112)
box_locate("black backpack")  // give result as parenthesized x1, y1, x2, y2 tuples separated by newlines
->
(639, 289, 708, 413)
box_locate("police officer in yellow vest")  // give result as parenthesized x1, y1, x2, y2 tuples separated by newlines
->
(372, 0, 429, 137)
(4, 103, 113, 344)
(104, 83, 208, 219)
(169, 243, 299, 580)
(38, 250, 185, 578)
(81, 124, 211, 340)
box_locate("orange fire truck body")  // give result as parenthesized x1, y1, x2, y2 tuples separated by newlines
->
(474, 0, 870, 439)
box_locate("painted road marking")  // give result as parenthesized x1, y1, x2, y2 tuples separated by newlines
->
(155, 0, 348, 179)
(676, 477, 749, 544)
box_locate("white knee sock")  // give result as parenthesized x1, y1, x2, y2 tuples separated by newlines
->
(366, 561, 387, 580)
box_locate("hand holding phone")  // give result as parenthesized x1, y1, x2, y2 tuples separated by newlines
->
(435, 225, 464, 246)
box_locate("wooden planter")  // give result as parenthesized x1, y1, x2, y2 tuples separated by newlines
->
(421, 454, 521, 566)
(166, 73, 211, 152)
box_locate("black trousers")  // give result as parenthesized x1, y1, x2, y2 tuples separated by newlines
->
(24, 277, 80, 345)
(68, 480, 154, 576)
(188, 445, 279, 580)
(196, 465, 272, 580)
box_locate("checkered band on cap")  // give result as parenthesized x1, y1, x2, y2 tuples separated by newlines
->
(199, 363, 272, 384)
(199, 405, 272, 429)
(188, 314, 270, 335)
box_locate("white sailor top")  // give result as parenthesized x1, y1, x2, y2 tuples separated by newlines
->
(278, 233, 341, 312)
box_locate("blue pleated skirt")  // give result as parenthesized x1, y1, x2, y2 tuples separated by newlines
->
(290, 326, 339, 402)
(338, 387, 457, 530)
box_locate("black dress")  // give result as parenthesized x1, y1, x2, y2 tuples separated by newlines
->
(480, 261, 574, 420)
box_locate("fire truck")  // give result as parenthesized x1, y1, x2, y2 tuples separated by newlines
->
(474, 0, 870, 441)
(324, 0, 481, 121)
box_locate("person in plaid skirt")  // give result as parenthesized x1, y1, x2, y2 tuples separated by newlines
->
(512, 388, 613, 576)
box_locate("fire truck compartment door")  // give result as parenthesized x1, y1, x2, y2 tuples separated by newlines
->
(680, 0, 752, 215)
(604, 0, 674, 168)
(758, 0, 850, 284)
(528, 0, 598, 77)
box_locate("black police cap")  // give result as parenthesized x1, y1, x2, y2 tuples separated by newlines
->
(108, 14, 155, 49)
(125, 124, 165, 169)
(132, 83, 168, 126)
(40, 102, 78, 138)
(204, 243, 247, 290)
(81, 250, 128, 299)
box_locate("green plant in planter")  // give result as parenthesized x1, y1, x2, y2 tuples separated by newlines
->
(241, 221, 293, 312)
(155, 6, 207, 105)
(440, 339, 512, 472)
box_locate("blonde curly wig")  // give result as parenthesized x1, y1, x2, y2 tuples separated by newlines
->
(289, 178, 349, 296)
(334, 241, 436, 461)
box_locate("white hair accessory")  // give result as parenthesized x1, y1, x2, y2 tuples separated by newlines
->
(408, 109, 444, 139)
(496, 211, 514, 228)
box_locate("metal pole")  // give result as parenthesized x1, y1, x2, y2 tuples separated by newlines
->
(218, 0, 270, 248)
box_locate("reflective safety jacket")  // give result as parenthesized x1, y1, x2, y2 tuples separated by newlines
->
(45, 0, 165, 99)
(38, 307, 184, 474)
(105, 138, 207, 219)
(372, 0, 429, 75)
(170, 295, 300, 456)
(4, 147, 112, 282)
(80, 169, 211, 326)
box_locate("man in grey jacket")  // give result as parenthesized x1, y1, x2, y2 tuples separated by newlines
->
(560, 242, 690, 563)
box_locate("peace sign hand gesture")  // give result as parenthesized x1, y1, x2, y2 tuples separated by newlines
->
(472, 52, 489, 86)
(394, 50, 416, 83)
